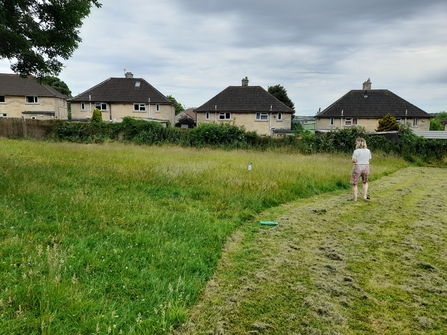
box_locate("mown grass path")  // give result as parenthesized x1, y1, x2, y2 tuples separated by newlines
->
(174, 167, 447, 335)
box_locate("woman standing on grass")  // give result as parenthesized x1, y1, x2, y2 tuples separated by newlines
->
(350, 137, 372, 201)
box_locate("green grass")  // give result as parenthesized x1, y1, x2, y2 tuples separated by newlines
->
(0, 139, 407, 334)
(175, 167, 447, 335)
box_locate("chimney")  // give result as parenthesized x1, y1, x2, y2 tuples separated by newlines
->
(125, 72, 134, 79)
(363, 78, 372, 91)
(242, 77, 249, 86)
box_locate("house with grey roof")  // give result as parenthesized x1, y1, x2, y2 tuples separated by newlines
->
(315, 79, 432, 132)
(195, 77, 295, 136)
(0, 73, 68, 120)
(68, 72, 175, 123)
(175, 108, 197, 128)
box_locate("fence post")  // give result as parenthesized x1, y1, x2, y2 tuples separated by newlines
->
(23, 118, 27, 138)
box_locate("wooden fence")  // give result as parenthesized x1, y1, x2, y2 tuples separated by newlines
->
(0, 118, 54, 140)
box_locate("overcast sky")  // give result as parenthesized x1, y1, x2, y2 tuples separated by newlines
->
(1, 0, 446, 116)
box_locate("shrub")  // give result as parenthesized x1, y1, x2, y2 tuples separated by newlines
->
(376, 113, 399, 131)
(300, 127, 366, 154)
(90, 108, 102, 123)
(189, 123, 248, 148)
(45, 119, 446, 163)
(110, 117, 165, 144)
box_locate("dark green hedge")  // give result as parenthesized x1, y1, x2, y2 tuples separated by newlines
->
(46, 118, 447, 164)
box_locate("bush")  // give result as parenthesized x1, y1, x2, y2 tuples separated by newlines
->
(90, 108, 102, 123)
(189, 122, 248, 148)
(300, 127, 366, 154)
(376, 113, 399, 131)
(109, 117, 165, 144)
(46, 120, 446, 163)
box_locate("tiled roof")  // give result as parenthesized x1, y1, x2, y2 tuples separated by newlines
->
(195, 86, 294, 113)
(0, 73, 67, 98)
(68, 77, 173, 104)
(317, 89, 431, 119)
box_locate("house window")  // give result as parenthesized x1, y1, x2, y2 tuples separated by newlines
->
(205, 112, 210, 120)
(0, 96, 5, 103)
(413, 118, 418, 127)
(134, 103, 146, 112)
(95, 102, 107, 111)
(156, 104, 160, 112)
(345, 118, 358, 126)
(219, 112, 231, 120)
(0, 113, 7, 118)
(395, 118, 401, 124)
(26, 96, 39, 104)
(330, 118, 335, 126)
(81, 102, 86, 110)
(277, 113, 283, 121)
(256, 112, 268, 121)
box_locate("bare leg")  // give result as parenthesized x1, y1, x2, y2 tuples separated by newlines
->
(363, 182, 368, 199)
(352, 184, 358, 201)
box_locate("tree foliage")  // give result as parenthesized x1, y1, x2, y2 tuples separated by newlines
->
(0, 0, 102, 77)
(268, 84, 295, 111)
(39, 76, 72, 97)
(166, 95, 185, 115)
(376, 113, 400, 132)
(430, 111, 447, 130)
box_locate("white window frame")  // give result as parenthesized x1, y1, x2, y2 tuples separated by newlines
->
(413, 118, 418, 127)
(133, 103, 146, 112)
(256, 112, 268, 121)
(330, 118, 335, 126)
(344, 118, 358, 126)
(205, 112, 210, 120)
(81, 102, 86, 110)
(156, 104, 160, 112)
(0, 113, 7, 118)
(219, 112, 231, 120)
(95, 102, 107, 111)
(277, 112, 282, 121)
(26, 96, 39, 104)
(0, 96, 5, 103)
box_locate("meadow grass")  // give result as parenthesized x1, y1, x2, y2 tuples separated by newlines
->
(0, 139, 407, 334)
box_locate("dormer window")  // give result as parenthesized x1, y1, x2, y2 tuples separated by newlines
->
(135, 81, 141, 88)
(26, 96, 38, 104)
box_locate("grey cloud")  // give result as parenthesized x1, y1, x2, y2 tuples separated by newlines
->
(2, 0, 446, 114)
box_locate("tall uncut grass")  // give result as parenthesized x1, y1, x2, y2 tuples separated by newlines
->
(0, 139, 407, 334)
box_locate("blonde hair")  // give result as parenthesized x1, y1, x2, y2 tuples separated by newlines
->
(355, 137, 367, 149)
